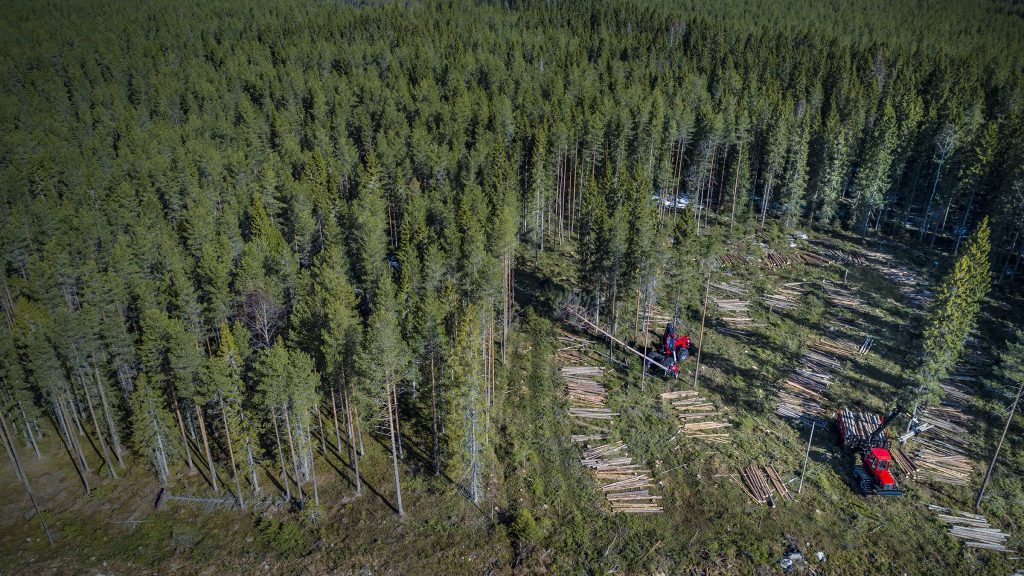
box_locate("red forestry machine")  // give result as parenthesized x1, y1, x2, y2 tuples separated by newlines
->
(836, 405, 906, 496)
(562, 303, 692, 378)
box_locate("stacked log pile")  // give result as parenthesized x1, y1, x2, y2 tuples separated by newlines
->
(581, 442, 663, 514)
(862, 249, 932, 307)
(905, 351, 986, 486)
(775, 282, 862, 420)
(928, 505, 1014, 552)
(739, 464, 793, 506)
(563, 366, 606, 407)
(776, 343, 841, 420)
(911, 440, 974, 485)
(762, 283, 807, 310)
(559, 341, 662, 514)
(814, 337, 862, 360)
(836, 407, 881, 447)
(719, 252, 749, 268)
(890, 447, 917, 477)
(662, 389, 731, 443)
(712, 282, 760, 335)
(811, 242, 867, 267)
(761, 249, 790, 269)
(797, 251, 832, 267)
(802, 344, 844, 372)
(822, 280, 868, 313)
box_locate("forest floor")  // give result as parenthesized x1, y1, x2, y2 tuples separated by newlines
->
(2, 223, 1023, 575)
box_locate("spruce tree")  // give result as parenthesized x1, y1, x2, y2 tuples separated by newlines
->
(811, 111, 849, 226)
(915, 217, 992, 406)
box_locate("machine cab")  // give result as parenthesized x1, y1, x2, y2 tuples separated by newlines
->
(864, 448, 896, 487)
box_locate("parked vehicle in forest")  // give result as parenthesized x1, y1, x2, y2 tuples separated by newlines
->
(836, 405, 906, 496)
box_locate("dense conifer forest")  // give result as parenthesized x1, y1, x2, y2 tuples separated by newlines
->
(1, 0, 1023, 573)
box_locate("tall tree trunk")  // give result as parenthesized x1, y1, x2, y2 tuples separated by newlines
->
(431, 351, 440, 476)
(17, 401, 40, 458)
(92, 362, 124, 466)
(730, 143, 742, 232)
(315, 404, 328, 456)
(759, 177, 774, 229)
(81, 374, 116, 480)
(920, 154, 946, 240)
(975, 378, 1023, 511)
(245, 432, 260, 495)
(271, 409, 290, 500)
(344, 390, 361, 496)
(384, 379, 404, 517)
(330, 384, 343, 455)
(391, 382, 404, 459)
(171, 390, 195, 473)
(282, 404, 303, 502)
(219, 396, 243, 509)
(308, 440, 320, 509)
(0, 410, 53, 544)
(56, 395, 90, 494)
(353, 400, 365, 457)
(196, 404, 218, 494)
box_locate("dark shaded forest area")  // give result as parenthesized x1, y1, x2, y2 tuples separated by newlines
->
(1, 0, 1023, 573)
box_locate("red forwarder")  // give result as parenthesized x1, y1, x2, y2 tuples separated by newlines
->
(836, 406, 904, 496)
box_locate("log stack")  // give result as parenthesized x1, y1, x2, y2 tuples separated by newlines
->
(911, 440, 974, 485)
(581, 442, 663, 514)
(814, 337, 861, 360)
(739, 464, 793, 506)
(712, 284, 759, 335)
(798, 251, 832, 267)
(719, 252, 749, 268)
(562, 366, 606, 407)
(560, 347, 662, 514)
(928, 505, 1015, 553)
(811, 243, 868, 267)
(890, 447, 917, 477)
(761, 249, 790, 269)
(823, 280, 868, 313)
(904, 353, 983, 486)
(662, 390, 731, 443)
(762, 283, 807, 310)
(836, 408, 882, 448)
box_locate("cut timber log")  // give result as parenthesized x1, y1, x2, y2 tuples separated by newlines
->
(927, 506, 1016, 553)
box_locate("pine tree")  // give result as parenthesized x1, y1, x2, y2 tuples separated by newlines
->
(255, 339, 300, 503)
(203, 325, 252, 506)
(444, 304, 491, 503)
(527, 125, 551, 257)
(130, 374, 179, 486)
(759, 105, 790, 229)
(357, 271, 409, 517)
(914, 217, 992, 407)
(313, 247, 362, 495)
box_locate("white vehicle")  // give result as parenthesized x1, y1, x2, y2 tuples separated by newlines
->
(652, 192, 689, 209)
